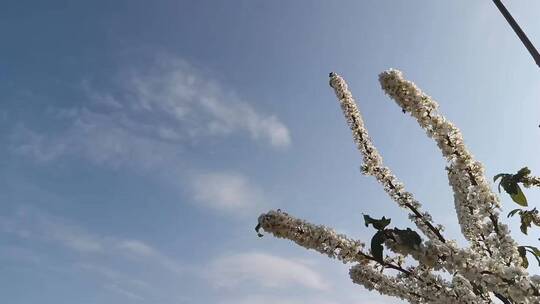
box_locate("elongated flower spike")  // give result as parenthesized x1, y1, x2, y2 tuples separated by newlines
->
(378, 69, 519, 264)
(328, 71, 444, 244)
(256, 70, 540, 303)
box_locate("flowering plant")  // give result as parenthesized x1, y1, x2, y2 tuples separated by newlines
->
(256, 70, 540, 303)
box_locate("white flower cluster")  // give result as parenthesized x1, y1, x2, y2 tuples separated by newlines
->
(349, 263, 465, 304)
(379, 69, 518, 264)
(257, 70, 540, 303)
(258, 210, 476, 303)
(257, 210, 365, 263)
(523, 174, 540, 188)
(411, 238, 539, 302)
(533, 212, 540, 226)
(328, 73, 443, 244)
(349, 263, 424, 303)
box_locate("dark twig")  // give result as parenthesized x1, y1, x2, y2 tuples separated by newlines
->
(492, 0, 540, 68)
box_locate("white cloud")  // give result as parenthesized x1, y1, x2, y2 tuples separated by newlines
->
(197, 94, 291, 148)
(11, 55, 290, 169)
(190, 172, 265, 215)
(208, 252, 329, 291)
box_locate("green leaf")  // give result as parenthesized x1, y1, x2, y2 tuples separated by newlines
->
(493, 173, 507, 183)
(518, 245, 540, 268)
(520, 213, 533, 235)
(518, 246, 529, 268)
(391, 228, 422, 250)
(501, 177, 519, 195)
(363, 214, 391, 231)
(515, 167, 531, 180)
(370, 230, 386, 263)
(494, 173, 510, 193)
(524, 247, 540, 267)
(510, 184, 528, 206)
(494, 169, 531, 206)
(507, 209, 522, 218)
(529, 251, 540, 267)
(524, 245, 540, 254)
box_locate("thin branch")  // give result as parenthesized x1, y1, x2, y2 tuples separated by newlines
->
(492, 0, 540, 68)
(494, 292, 512, 304)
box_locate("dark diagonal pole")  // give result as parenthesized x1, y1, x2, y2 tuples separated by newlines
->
(492, 0, 540, 68)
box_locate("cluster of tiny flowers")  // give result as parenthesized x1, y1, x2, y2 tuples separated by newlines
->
(382, 218, 538, 300)
(384, 238, 439, 269)
(439, 246, 539, 302)
(446, 166, 486, 242)
(451, 275, 491, 304)
(259, 208, 540, 302)
(532, 211, 540, 226)
(349, 263, 438, 303)
(258, 210, 466, 302)
(257, 210, 365, 263)
(257, 71, 540, 303)
(349, 263, 423, 303)
(328, 73, 442, 243)
(378, 69, 518, 263)
(522, 174, 540, 188)
(349, 256, 486, 303)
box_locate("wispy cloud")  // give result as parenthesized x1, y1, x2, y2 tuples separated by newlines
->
(1, 208, 105, 254)
(10, 126, 68, 163)
(118, 239, 183, 274)
(76, 263, 159, 302)
(190, 171, 266, 215)
(11, 55, 290, 169)
(0, 207, 182, 275)
(207, 252, 329, 291)
(0, 207, 188, 301)
(42, 218, 105, 254)
(104, 283, 145, 301)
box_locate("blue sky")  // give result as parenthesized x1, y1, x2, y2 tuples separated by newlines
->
(1, 1, 540, 304)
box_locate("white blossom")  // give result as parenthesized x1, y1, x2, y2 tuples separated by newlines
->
(523, 174, 540, 188)
(328, 72, 443, 244)
(379, 69, 519, 265)
(256, 70, 540, 303)
(257, 210, 365, 263)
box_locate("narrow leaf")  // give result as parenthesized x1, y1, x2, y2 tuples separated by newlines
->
(510, 185, 528, 207)
(526, 249, 540, 267)
(523, 246, 540, 256)
(370, 230, 386, 263)
(507, 209, 521, 218)
(363, 214, 391, 230)
(493, 173, 506, 182)
(494, 173, 509, 193)
(520, 213, 533, 235)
